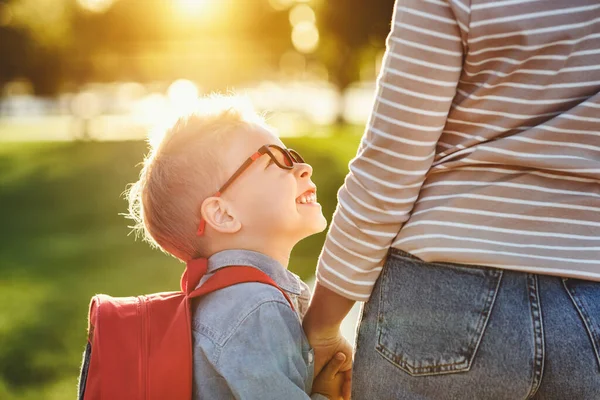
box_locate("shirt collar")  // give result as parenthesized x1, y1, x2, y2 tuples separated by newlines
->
(206, 249, 302, 296)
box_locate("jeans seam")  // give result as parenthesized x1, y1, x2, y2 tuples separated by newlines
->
(562, 279, 600, 370)
(526, 275, 545, 399)
(468, 269, 503, 371)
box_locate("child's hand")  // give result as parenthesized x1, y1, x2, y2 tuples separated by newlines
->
(312, 352, 350, 400)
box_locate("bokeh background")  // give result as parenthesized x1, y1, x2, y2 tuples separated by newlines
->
(0, 0, 395, 398)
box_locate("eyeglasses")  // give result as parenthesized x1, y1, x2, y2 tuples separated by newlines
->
(197, 144, 305, 235)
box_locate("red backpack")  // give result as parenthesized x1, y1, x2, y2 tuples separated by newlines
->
(80, 257, 294, 400)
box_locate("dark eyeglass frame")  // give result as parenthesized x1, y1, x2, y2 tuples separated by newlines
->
(197, 144, 305, 236)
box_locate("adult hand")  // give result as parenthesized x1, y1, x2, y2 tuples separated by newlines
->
(308, 328, 353, 378)
(312, 352, 348, 400)
(309, 329, 353, 400)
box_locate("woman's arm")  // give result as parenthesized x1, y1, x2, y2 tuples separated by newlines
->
(305, 0, 468, 375)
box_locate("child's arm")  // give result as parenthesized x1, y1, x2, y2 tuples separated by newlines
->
(201, 300, 332, 399)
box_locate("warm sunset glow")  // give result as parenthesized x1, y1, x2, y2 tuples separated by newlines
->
(289, 4, 315, 27)
(77, 0, 115, 13)
(268, 0, 295, 11)
(175, 0, 216, 16)
(167, 79, 200, 111)
(292, 21, 319, 54)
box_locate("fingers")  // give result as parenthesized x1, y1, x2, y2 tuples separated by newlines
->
(320, 352, 346, 380)
(342, 370, 352, 400)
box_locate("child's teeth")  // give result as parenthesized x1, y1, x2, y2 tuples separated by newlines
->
(297, 192, 316, 204)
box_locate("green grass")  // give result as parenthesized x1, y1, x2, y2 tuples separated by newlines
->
(0, 129, 362, 399)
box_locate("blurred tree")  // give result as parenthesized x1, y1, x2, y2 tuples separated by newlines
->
(0, 0, 397, 96)
(0, 0, 71, 95)
(318, 0, 395, 91)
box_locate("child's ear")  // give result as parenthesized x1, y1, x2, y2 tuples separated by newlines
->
(200, 196, 242, 234)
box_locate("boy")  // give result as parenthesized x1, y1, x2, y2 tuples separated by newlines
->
(124, 96, 350, 399)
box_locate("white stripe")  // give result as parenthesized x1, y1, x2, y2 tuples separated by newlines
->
(429, 165, 600, 183)
(446, 118, 507, 132)
(451, 104, 559, 120)
(508, 136, 600, 153)
(459, 78, 600, 90)
(472, 0, 543, 11)
(316, 273, 371, 300)
(363, 139, 435, 161)
(357, 155, 429, 176)
(387, 66, 458, 87)
(318, 266, 375, 288)
(397, 6, 457, 25)
(344, 187, 412, 217)
(411, 206, 600, 228)
(424, 0, 449, 7)
(349, 176, 420, 204)
(337, 198, 377, 224)
(403, 220, 600, 240)
(377, 95, 449, 117)
(472, 4, 600, 28)
(369, 126, 438, 146)
(321, 261, 375, 285)
(417, 193, 600, 213)
(470, 16, 600, 44)
(381, 81, 454, 102)
(466, 48, 600, 67)
(361, 155, 430, 175)
(434, 146, 476, 165)
(437, 142, 454, 149)
(457, 20, 469, 34)
(395, 22, 461, 42)
(332, 224, 388, 250)
(479, 145, 593, 161)
(581, 102, 600, 109)
(394, 234, 600, 251)
(436, 145, 465, 158)
(323, 248, 384, 276)
(422, 180, 600, 199)
(374, 111, 445, 132)
(351, 165, 426, 190)
(457, 158, 600, 174)
(467, 55, 568, 67)
(338, 210, 397, 238)
(559, 113, 600, 123)
(390, 36, 463, 57)
(456, 89, 587, 105)
(410, 248, 600, 264)
(328, 234, 382, 263)
(527, 124, 600, 137)
(443, 130, 486, 141)
(469, 32, 600, 56)
(389, 52, 462, 72)
(464, 64, 600, 78)
(451, 0, 470, 14)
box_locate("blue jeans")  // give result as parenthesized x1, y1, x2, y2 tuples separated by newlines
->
(352, 249, 600, 399)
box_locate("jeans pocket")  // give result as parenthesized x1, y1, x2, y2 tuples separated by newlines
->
(563, 278, 600, 370)
(376, 251, 502, 376)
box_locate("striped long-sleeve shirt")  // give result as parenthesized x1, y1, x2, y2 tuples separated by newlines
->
(316, 0, 600, 301)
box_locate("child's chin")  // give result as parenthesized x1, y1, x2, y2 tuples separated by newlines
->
(304, 217, 328, 236)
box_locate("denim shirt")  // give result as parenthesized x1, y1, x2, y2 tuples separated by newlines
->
(192, 249, 326, 400)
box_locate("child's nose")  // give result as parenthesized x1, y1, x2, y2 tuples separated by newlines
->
(294, 163, 312, 179)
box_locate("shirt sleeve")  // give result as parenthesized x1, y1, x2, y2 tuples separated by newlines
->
(316, 0, 468, 301)
(212, 300, 318, 399)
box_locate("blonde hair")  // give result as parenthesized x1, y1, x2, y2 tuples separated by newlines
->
(126, 95, 267, 261)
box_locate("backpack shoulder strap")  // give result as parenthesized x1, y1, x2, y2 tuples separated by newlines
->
(187, 266, 295, 311)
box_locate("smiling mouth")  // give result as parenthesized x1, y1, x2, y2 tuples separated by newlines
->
(296, 189, 317, 204)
